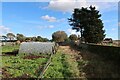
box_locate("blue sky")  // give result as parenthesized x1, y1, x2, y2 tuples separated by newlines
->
(1, 1, 119, 40)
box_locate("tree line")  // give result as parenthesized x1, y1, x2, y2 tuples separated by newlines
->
(1, 31, 78, 43)
(1, 33, 49, 42)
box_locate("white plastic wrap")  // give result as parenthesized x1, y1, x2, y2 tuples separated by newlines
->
(18, 42, 55, 54)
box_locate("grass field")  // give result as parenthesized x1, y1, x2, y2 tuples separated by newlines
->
(1, 45, 83, 78)
(1, 45, 50, 78)
(2, 45, 20, 53)
(1, 55, 48, 78)
(44, 45, 120, 78)
(1, 45, 120, 78)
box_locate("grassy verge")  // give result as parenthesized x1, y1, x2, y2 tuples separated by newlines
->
(43, 50, 80, 78)
(78, 50, 120, 78)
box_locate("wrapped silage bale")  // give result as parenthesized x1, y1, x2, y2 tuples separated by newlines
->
(18, 42, 56, 55)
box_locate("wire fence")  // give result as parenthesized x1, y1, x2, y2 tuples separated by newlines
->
(37, 53, 53, 78)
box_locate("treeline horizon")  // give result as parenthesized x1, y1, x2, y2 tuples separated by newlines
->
(0, 31, 80, 43)
(0, 33, 50, 42)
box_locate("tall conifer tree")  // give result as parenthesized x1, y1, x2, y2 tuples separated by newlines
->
(68, 6, 105, 43)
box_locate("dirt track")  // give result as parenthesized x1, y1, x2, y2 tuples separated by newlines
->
(59, 46, 78, 54)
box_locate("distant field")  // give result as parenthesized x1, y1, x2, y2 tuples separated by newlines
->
(2, 45, 20, 53)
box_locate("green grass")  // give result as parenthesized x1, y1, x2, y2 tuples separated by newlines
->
(2, 45, 20, 53)
(43, 51, 65, 78)
(1, 45, 50, 78)
(43, 50, 80, 78)
(64, 54, 80, 77)
(2, 55, 49, 78)
(4, 44, 117, 78)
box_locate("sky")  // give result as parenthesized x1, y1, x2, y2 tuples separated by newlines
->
(0, 0, 119, 40)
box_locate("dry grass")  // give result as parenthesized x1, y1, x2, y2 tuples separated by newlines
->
(61, 45, 120, 78)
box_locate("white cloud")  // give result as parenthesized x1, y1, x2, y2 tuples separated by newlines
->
(48, 25, 54, 28)
(0, 25, 11, 35)
(67, 28, 80, 35)
(37, 25, 55, 29)
(41, 15, 57, 22)
(41, 15, 65, 22)
(47, 0, 88, 12)
(67, 28, 72, 33)
(89, 2, 117, 13)
(46, 0, 117, 13)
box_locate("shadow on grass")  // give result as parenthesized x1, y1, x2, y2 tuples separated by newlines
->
(69, 43, 120, 78)
(2, 50, 19, 56)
